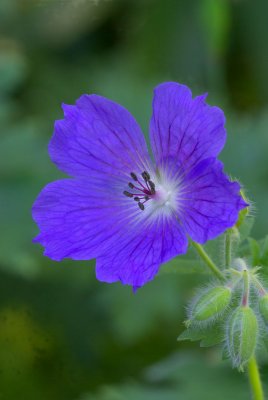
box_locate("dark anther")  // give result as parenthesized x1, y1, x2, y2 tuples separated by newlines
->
(130, 172, 138, 181)
(138, 202, 145, 211)
(125, 170, 156, 211)
(123, 190, 133, 198)
(148, 180, 155, 194)
(142, 171, 150, 181)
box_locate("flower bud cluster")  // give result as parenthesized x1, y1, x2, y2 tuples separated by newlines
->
(185, 258, 268, 370)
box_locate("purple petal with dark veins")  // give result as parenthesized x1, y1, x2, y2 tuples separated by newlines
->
(150, 82, 226, 172)
(96, 213, 187, 287)
(179, 158, 248, 243)
(49, 94, 151, 181)
(32, 178, 188, 287)
(32, 178, 141, 261)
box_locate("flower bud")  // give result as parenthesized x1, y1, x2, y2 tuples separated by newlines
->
(259, 294, 268, 324)
(187, 286, 232, 325)
(227, 306, 258, 370)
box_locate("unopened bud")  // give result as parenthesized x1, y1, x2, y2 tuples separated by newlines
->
(227, 306, 258, 370)
(187, 286, 231, 325)
(259, 294, 268, 324)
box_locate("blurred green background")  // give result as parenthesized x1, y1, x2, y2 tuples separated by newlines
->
(1, 0, 268, 399)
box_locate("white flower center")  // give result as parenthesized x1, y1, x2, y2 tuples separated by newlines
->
(151, 175, 179, 213)
(122, 167, 181, 218)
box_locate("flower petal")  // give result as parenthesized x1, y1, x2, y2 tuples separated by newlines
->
(33, 178, 188, 287)
(96, 214, 187, 287)
(49, 94, 151, 180)
(32, 178, 142, 261)
(150, 82, 226, 171)
(179, 158, 247, 243)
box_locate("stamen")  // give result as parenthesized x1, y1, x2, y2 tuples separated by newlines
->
(130, 172, 138, 181)
(138, 202, 145, 211)
(123, 191, 133, 198)
(148, 180, 155, 194)
(124, 171, 156, 211)
(142, 171, 150, 181)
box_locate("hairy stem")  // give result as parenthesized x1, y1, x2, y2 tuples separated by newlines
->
(248, 357, 264, 400)
(191, 242, 225, 280)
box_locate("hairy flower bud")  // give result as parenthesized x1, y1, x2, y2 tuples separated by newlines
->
(227, 306, 258, 370)
(259, 294, 268, 324)
(187, 286, 232, 325)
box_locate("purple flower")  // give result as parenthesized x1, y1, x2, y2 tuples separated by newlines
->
(32, 82, 247, 287)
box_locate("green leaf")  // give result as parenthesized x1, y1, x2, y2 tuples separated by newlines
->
(177, 327, 205, 342)
(200, 324, 224, 347)
(178, 323, 224, 348)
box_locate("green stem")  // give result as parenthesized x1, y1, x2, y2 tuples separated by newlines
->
(225, 230, 232, 267)
(248, 357, 264, 400)
(191, 242, 225, 280)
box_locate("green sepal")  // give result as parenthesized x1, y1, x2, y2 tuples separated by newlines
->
(235, 191, 251, 231)
(222, 346, 230, 361)
(227, 306, 258, 370)
(189, 286, 231, 323)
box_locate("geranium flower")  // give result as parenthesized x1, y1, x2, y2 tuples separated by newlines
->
(32, 82, 247, 287)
